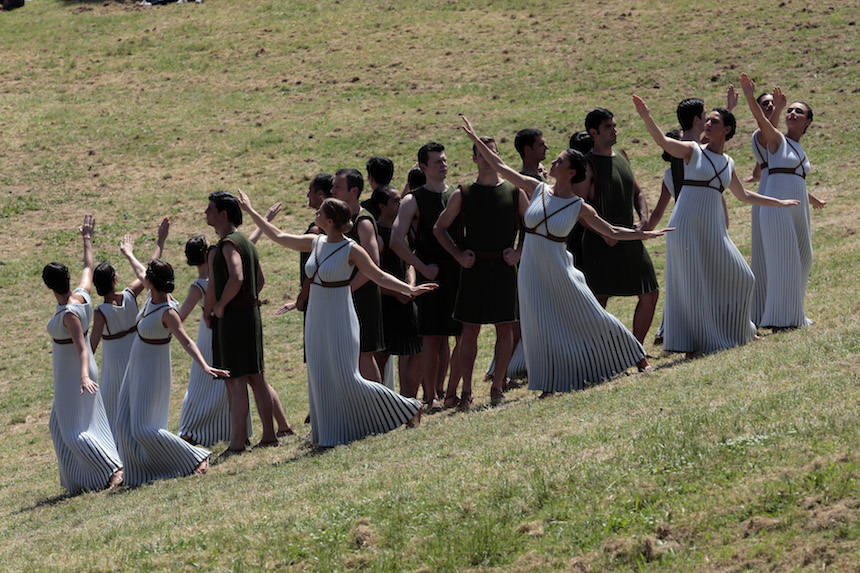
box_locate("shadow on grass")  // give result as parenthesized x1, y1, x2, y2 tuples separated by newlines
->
(269, 441, 332, 468)
(15, 492, 71, 514)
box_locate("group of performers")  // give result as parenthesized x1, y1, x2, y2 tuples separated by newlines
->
(43, 74, 821, 494)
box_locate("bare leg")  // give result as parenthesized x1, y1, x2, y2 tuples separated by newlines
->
(225, 377, 251, 451)
(491, 322, 515, 394)
(246, 373, 277, 444)
(266, 375, 293, 435)
(397, 354, 420, 396)
(632, 290, 659, 344)
(436, 336, 453, 400)
(419, 335, 446, 405)
(359, 352, 382, 383)
(452, 324, 480, 400)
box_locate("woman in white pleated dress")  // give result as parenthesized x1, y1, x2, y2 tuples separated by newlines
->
(460, 116, 670, 394)
(91, 217, 168, 440)
(237, 192, 434, 447)
(114, 236, 228, 486)
(741, 74, 825, 330)
(633, 94, 799, 357)
(43, 215, 123, 494)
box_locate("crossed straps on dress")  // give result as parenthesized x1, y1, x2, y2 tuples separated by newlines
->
(308, 238, 352, 288)
(523, 186, 580, 243)
(683, 147, 729, 193)
(769, 137, 808, 179)
(137, 301, 173, 345)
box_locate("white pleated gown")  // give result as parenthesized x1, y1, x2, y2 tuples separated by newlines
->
(177, 278, 252, 447)
(749, 130, 770, 326)
(663, 145, 756, 354)
(95, 287, 139, 443)
(305, 236, 421, 447)
(519, 184, 645, 393)
(758, 135, 813, 328)
(47, 289, 122, 494)
(115, 299, 210, 487)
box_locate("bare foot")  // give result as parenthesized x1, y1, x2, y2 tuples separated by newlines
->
(685, 351, 704, 360)
(407, 409, 422, 428)
(107, 468, 123, 491)
(194, 459, 209, 475)
(276, 427, 295, 438)
(636, 358, 652, 372)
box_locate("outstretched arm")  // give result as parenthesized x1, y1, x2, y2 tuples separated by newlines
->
(163, 309, 229, 379)
(177, 282, 204, 322)
(349, 243, 438, 298)
(728, 170, 799, 207)
(578, 202, 673, 242)
(236, 190, 315, 252)
(632, 95, 695, 162)
(248, 202, 282, 244)
(460, 115, 541, 197)
(647, 183, 672, 231)
(90, 309, 105, 354)
(120, 234, 148, 285)
(390, 195, 438, 280)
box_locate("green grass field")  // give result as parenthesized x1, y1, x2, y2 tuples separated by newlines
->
(1, 0, 859, 570)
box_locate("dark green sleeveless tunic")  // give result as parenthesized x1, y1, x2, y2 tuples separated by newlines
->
(580, 152, 658, 296)
(211, 230, 264, 377)
(411, 185, 462, 336)
(347, 208, 384, 353)
(453, 180, 519, 324)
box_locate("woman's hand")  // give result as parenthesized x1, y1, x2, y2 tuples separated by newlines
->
(642, 227, 675, 239)
(409, 283, 439, 298)
(275, 301, 297, 315)
(156, 217, 170, 244)
(264, 202, 282, 222)
(632, 94, 650, 118)
(205, 366, 230, 379)
(120, 234, 135, 256)
(459, 114, 477, 139)
(809, 194, 827, 210)
(726, 84, 738, 111)
(81, 376, 99, 395)
(236, 189, 253, 212)
(740, 73, 755, 98)
(772, 86, 787, 110)
(79, 214, 95, 240)
(779, 199, 801, 207)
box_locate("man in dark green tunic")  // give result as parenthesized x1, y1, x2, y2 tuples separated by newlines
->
(434, 137, 523, 408)
(391, 142, 463, 408)
(581, 108, 659, 344)
(205, 191, 280, 453)
(331, 168, 385, 384)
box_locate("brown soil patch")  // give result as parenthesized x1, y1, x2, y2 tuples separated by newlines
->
(515, 521, 544, 537)
(741, 516, 782, 537)
(805, 499, 859, 531)
(349, 517, 377, 548)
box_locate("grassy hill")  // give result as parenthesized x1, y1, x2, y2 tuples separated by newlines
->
(1, 0, 858, 570)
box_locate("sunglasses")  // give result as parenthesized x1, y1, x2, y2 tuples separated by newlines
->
(786, 107, 806, 116)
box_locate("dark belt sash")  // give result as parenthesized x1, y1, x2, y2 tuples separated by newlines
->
(102, 325, 138, 341)
(53, 330, 88, 345)
(768, 167, 806, 179)
(524, 228, 567, 243)
(139, 334, 172, 345)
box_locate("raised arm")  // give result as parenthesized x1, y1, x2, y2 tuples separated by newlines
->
(163, 308, 229, 379)
(73, 215, 95, 299)
(236, 190, 314, 252)
(119, 234, 148, 285)
(460, 115, 541, 196)
(632, 95, 695, 162)
(248, 202, 282, 244)
(348, 243, 438, 298)
(129, 217, 170, 296)
(740, 74, 783, 152)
